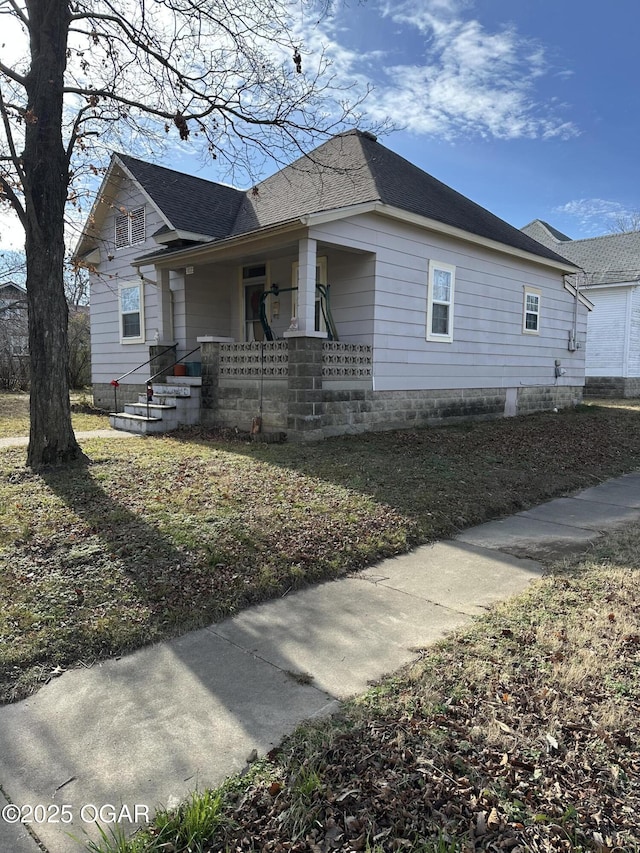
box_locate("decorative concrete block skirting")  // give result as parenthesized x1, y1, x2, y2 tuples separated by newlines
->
(199, 338, 582, 441)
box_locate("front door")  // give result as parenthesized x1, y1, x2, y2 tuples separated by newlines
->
(243, 264, 266, 341)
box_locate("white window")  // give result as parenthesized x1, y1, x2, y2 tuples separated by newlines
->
(9, 335, 28, 355)
(427, 261, 455, 342)
(523, 287, 541, 334)
(115, 206, 146, 249)
(291, 257, 328, 332)
(119, 282, 145, 343)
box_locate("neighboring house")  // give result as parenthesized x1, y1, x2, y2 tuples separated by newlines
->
(522, 220, 640, 397)
(0, 281, 29, 389)
(74, 130, 588, 439)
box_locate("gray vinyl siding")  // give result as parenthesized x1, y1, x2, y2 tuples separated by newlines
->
(90, 188, 585, 394)
(311, 213, 586, 392)
(324, 250, 375, 341)
(89, 176, 166, 385)
(584, 287, 629, 378)
(184, 266, 233, 346)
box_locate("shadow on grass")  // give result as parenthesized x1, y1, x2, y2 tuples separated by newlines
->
(177, 406, 640, 541)
(0, 450, 443, 852)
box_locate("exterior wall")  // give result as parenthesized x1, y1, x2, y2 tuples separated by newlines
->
(583, 286, 629, 378)
(201, 340, 289, 429)
(89, 173, 165, 390)
(323, 249, 375, 342)
(319, 385, 581, 439)
(93, 381, 146, 411)
(585, 377, 640, 398)
(628, 287, 640, 377)
(183, 263, 235, 349)
(310, 213, 587, 394)
(190, 251, 376, 345)
(90, 192, 586, 413)
(200, 338, 581, 441)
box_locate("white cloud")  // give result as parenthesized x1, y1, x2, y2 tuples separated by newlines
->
(555, 198, 639, 234)
(310, 0, 578, 142)
(0, 208, 24, 251)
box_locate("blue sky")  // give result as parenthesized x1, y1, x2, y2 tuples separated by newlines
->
(1, 0, 638, 249)
(307, 0, 639, 240)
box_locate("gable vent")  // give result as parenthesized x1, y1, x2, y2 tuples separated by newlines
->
(115, 206, 146, 248)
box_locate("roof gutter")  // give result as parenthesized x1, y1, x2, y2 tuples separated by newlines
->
(135, 199, 583, 275)
(366, 203, 582, 274)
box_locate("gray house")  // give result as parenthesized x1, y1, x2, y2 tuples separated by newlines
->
(0, 281, 28, 389)
(522, 220, 640, 397)
(74, 131, 587, 439)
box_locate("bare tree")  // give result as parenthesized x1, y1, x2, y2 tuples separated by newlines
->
(0, 249, 27, 287)
(612, 211, 640, 234)
(0, 0, 362, 467)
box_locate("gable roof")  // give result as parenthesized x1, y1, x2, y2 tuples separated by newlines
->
(76, 132, 580, 271)
(522, 219, 640, 285)
(0, 281, 26, 295)
(115, 154, 245, 240)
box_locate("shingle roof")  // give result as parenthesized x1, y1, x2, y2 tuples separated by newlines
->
(116, 154, 245, 240)
(522, 219, 640, 285)
(114, 133, 577, 268)
(521, 220, 572, 243)
(231, 131, 573, 265)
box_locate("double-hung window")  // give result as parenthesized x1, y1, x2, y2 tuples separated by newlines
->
(115, 206, 146, 249)
(427, 261, 455, 342)
(523, 287, 541, 334)
(119, 282, 145, 343)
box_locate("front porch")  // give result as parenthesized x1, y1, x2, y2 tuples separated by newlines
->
(201, 337, 373, 440)
(104, 337, 374, 438)
(103, 335, 582, 439)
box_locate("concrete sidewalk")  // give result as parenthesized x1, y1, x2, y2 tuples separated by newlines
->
(0, 429, 141, 449)
(2, 472, 640, 853)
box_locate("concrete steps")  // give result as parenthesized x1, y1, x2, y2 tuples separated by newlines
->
(109, 376, 202, 435)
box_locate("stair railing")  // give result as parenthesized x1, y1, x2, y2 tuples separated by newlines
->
(145, 345, 201, 420)
(110, 343, 177, 414)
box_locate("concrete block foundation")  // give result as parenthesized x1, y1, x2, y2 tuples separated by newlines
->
(98, 340, 583, 440)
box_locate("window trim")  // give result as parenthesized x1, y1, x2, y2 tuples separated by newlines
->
(115, 206, 146, 250)
(119, 281, 145, 344)
(426, 260, 455, 343)
(523, 286, 541, 335)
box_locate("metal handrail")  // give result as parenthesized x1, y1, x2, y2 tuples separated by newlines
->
(144, 346, 201, 420)
(258, 283, 338, 341)
(146, 346, 201, 385)
(110, 342, 177, 413)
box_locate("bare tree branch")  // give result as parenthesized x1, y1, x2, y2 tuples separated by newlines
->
(0, 0, 372, 467)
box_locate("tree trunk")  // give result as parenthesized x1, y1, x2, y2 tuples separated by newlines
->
(23, 0, 83, 468)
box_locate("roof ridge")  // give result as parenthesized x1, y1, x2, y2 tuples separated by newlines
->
(558, 230, 640, 246)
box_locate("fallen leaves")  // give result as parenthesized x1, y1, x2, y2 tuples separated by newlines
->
(184, 556, 640, 852)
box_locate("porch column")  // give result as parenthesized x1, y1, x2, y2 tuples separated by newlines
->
(284, 237, 324, 338)
(155, 267, 174, 344)
(297, 237, 316, 335)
